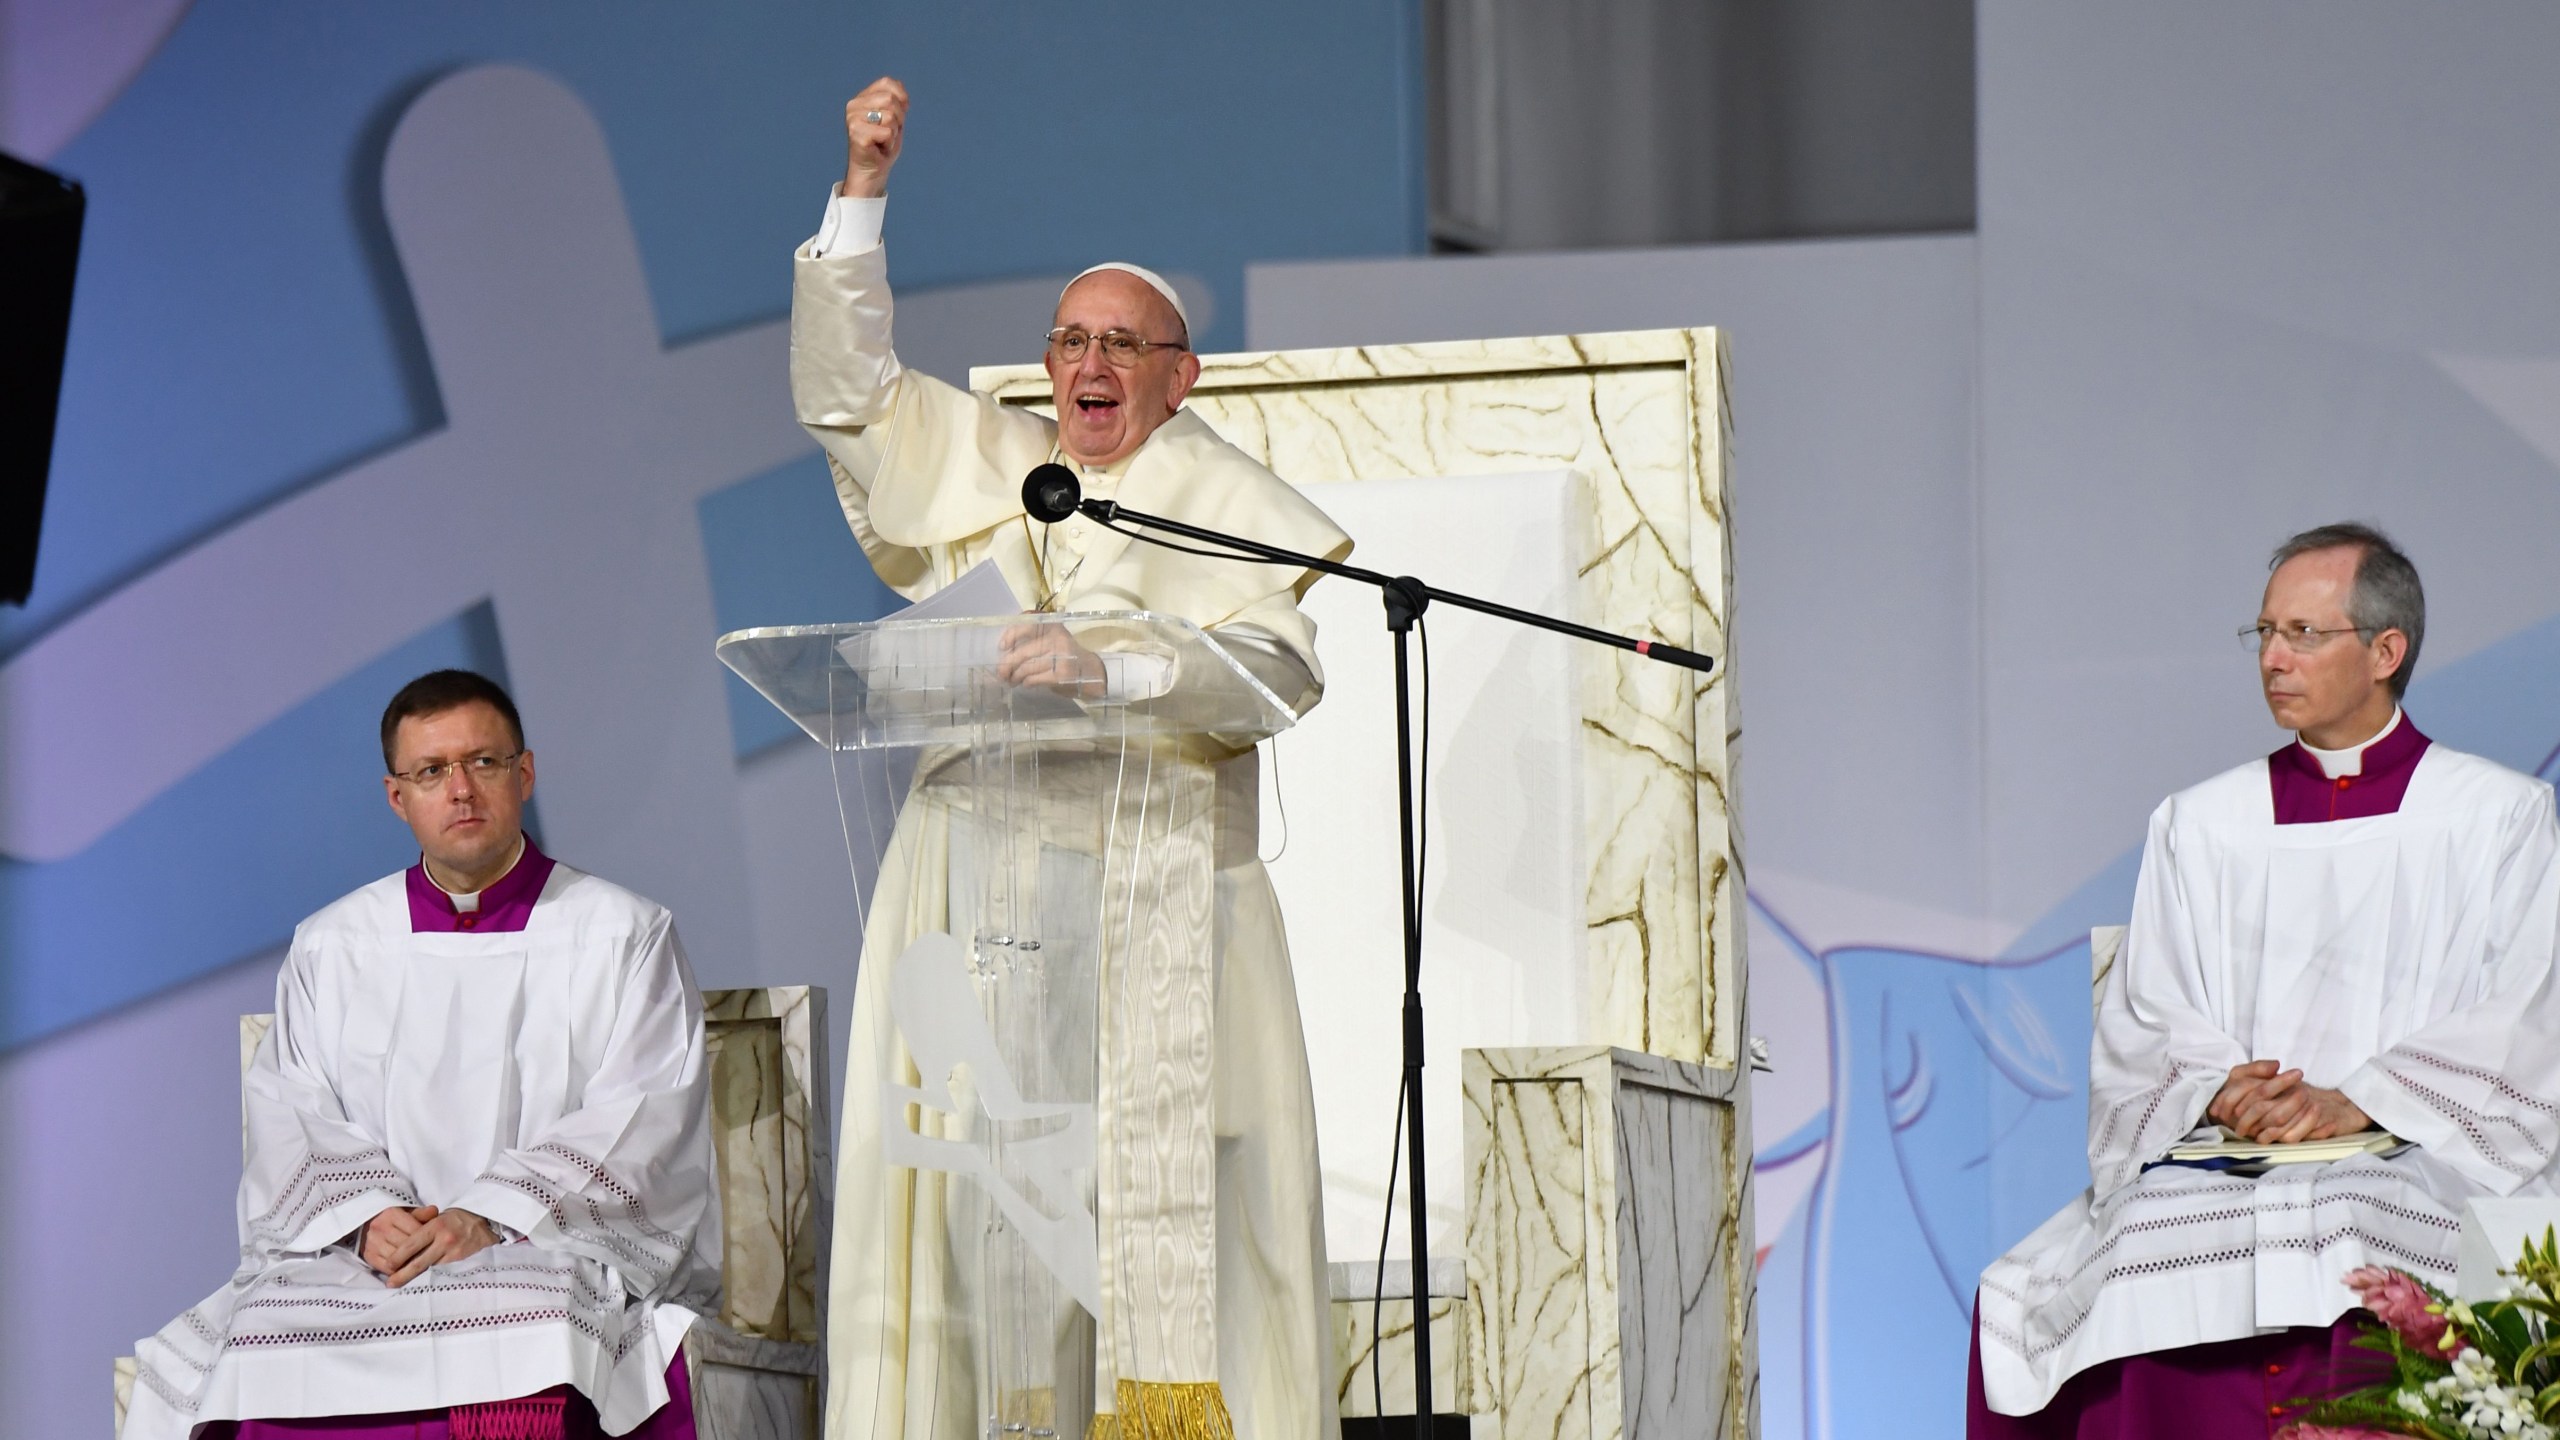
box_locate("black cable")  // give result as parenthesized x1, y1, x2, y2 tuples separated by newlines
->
(1371, 614, 1432, 1428)
(1371, 1070, 1405, 1424)
(1415, 616, 1431, 956)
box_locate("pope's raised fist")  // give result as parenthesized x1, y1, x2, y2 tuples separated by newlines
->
(843, 77, 909, 198)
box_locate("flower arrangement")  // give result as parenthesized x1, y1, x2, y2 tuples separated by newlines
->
(2280, 1228, 2560, 1440)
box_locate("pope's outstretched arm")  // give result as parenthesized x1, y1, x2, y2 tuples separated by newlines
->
(789, 76, 1058, 600)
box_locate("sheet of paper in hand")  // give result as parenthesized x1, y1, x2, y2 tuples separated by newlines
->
(839, 558, 1022, 670)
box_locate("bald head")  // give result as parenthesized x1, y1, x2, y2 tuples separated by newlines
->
(1043, 269, 1201, 467)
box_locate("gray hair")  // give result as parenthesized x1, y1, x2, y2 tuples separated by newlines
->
(2269, 522, 2425, 698)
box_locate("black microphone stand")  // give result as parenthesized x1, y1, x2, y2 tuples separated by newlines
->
(1034, 474, 1712, 1435)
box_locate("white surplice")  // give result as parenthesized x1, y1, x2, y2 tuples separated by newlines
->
(794, 221, 1348, 1440)
(1978, 740, 2560, 1415)
(123, 865, 720, 1439)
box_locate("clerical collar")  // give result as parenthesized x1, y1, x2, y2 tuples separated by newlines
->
(2267, 711, 2430, 825)
(406, 837, 555, 933)
(2298, 708, 2403, 778)
(1062, 454, 1126, 494)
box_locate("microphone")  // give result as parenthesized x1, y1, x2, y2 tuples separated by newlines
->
(1022, 463, 1082, 524)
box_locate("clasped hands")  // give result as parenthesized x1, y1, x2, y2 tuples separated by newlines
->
(2205, 1059, 2371, 1144)
(360, 1204, 499, 1287)
(997, 623, 1106, 699)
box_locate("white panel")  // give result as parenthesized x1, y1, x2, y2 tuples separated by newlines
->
(1268, 470, 1585, 1263)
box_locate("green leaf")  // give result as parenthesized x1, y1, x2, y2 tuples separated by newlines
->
(2514, 1336, 2560, 1384)
(2536, 1377, 2560, 1421)
(2482, 1302, 2536, 1363)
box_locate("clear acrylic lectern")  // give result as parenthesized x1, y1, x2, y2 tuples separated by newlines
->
(717, 612, 1298, 1440)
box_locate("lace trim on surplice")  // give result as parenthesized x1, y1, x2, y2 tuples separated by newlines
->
(470, 1141, 692, 1293)
(243, 1145, 417, 1253)
(2376, 1050, 2560, 1179)
(1979, 1169, 2460, 1363)
(2089, 1060, 2217, 1192)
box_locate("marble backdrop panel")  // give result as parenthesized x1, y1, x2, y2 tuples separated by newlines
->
(978, 332, 1742, 1068)
(1331, 1292, 1463, 1419)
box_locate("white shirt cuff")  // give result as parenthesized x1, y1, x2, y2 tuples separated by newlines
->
(811, 185, 886, 258)
(1099, 651, 1175, 702)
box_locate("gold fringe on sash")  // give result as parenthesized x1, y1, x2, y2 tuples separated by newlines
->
(1085, 1410, 1125, 1440)
(1112, 1380, 1234, 1440)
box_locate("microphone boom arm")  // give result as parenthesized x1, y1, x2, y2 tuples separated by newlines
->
(1078, 496, 1715, 673)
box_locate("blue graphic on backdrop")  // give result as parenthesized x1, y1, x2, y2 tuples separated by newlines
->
(0, 3, 1423, 1054)
(1752, 912, 2091, 1440)
(0, 20, 1427, 1438)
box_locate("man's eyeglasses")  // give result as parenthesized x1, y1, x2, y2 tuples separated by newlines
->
(1045, 327, 1188, 368)
(390, 752, 523, 788)
(2239, 622, 2365, 654)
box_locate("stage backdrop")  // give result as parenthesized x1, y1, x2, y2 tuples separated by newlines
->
(0, 6, 1422, 1436)
(13, 7, 2560, 1440)
(1247, 5, 2560, 1439)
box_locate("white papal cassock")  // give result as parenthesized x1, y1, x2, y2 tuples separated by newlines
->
(793, 194, 1349, 1440)
(1979, 722, 2560, 1416)
(123, 859, 719, 1439)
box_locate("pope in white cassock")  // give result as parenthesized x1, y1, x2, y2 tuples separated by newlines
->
(1972, 524, 2560, 1438)
(125, 670, 718, 1440)
(794, 78, 1351, 1440)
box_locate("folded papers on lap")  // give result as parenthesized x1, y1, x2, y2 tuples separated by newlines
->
(2153, 1127, 2410, 1175)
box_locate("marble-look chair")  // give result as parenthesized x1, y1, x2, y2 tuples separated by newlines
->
(2090, 925, 2126, 1017)
(114, 985, 831, 1440)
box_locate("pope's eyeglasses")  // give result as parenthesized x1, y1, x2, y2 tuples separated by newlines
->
(1045, 327, 1188, 368)
(2239, 621, 2364, 654)
(390, 752, 523, 788)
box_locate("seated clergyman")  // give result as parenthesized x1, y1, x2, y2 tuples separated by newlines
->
(125, 670, 719, 1440)
(1970, 524, 2560, 1435)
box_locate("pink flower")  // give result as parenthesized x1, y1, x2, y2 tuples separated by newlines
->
(2274, 1426, 2401, 1440)
(2343, 1265, 2452, 1353)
